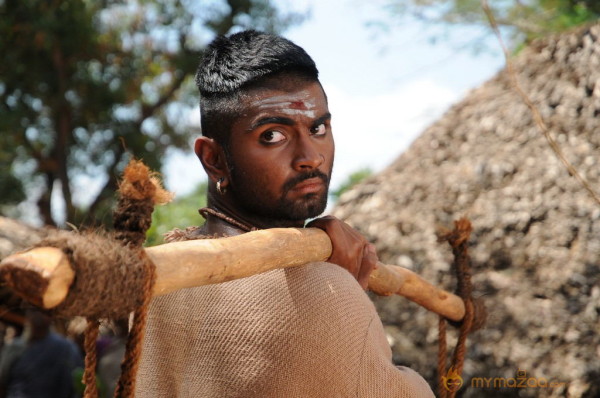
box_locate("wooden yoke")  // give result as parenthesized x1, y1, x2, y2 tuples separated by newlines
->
(0, 228, 466, 322)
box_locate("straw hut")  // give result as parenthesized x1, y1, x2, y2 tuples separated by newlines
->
(333, 23, 600, 398)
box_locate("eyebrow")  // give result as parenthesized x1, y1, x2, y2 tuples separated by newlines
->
(249, 112, 332, 132)
(250, 116, 295, 131)
(312, 112, 332, 128)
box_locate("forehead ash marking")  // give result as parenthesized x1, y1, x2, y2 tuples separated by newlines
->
(290, 101, 306, 109)
(280, 108, 316, 118)
(256, 97, 318, 118)
(280, 101, 316, 118)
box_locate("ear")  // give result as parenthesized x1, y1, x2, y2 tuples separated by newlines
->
(194, 136, 228, 183)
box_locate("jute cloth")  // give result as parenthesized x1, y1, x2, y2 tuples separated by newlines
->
(136, 262, 435, 397)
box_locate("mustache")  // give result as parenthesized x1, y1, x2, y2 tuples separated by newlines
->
(282, 170, 330, 194)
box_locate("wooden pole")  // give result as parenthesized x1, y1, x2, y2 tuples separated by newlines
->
(0, 228, 466, 321)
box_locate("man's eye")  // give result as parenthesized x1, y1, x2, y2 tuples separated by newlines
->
(260, 130, 286, 144)
(311, 123, 326, 136)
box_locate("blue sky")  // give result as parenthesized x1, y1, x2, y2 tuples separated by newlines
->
(164, 0, 506, 196)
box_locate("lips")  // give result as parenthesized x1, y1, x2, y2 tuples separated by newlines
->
(291, 177, 325, 194)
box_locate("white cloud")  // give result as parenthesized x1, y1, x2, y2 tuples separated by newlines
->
(324, 79, 458, 189)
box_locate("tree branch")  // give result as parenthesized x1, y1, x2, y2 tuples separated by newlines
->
(51, 43, 75, 224)
(19, 130, 44, 164)
(140, 71, 187, 121)
(86, 142, 127, 221)
(37, 172, 56, 227)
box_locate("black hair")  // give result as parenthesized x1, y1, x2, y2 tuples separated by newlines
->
(195, 30, 319, 149)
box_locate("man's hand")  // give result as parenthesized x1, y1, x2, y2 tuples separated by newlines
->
(307, 216, 378, 289)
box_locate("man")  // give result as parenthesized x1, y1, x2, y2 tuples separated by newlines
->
(136, 30, 434, 397)
(0, 310, 82, 398)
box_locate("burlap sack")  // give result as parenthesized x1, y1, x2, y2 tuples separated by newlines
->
(136, 262, 434, 397)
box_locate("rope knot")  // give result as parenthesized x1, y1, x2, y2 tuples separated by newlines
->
(80, 159, 168, 398)
(437, 217, 486, 398)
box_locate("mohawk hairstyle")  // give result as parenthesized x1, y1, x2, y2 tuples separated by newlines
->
(195, 30, 319, 149)
(196, 30, 318, 95)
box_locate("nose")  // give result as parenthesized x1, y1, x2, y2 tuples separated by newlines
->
(292, 134, 323, 171)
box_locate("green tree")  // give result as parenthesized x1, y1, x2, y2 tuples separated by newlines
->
(145, 181, 207, 246)
(377, 0, 600, 49)
(331, 168, 373, 200)
(0, 0, 304, 227)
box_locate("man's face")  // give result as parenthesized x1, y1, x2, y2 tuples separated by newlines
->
(225, 79, 334, 223)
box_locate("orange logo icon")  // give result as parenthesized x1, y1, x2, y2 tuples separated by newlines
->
(442, 366, 464, 392)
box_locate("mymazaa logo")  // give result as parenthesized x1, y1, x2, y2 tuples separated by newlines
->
(471, 369, 567, 390)
(442, 366, 463, 393)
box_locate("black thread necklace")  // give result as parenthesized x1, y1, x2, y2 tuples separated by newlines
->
(198, 206, 259, 233)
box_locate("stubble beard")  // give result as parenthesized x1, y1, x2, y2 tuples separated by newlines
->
(228, 167, 331, 223)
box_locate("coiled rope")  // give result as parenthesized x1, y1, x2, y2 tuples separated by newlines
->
(437, 218, 486, 398)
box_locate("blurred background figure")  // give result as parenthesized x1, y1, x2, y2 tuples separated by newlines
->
(0, 309, 83, 398)
(96, 319, 127, 398)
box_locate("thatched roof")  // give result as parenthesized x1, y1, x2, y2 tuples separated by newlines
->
(333, 23, 600, 397)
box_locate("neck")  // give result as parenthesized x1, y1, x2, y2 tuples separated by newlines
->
(201, 191, 305, 236)
(29, 330, 49, 342)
